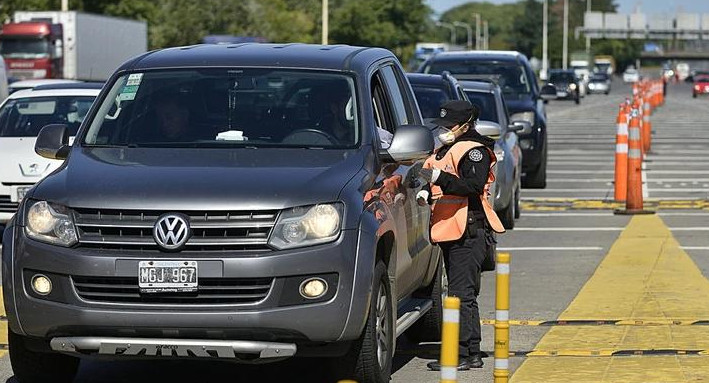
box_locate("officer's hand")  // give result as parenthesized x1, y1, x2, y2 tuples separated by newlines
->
(416, 190, 430, 206)
(418, 168, 441, 183)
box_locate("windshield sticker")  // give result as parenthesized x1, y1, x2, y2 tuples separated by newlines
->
(126, 73, 143, 86)
(119, 74, 143, 101)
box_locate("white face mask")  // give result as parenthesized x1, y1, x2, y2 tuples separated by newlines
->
(437, 129, 457, 145)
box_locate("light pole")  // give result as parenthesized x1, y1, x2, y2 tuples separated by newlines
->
(563, 0, 569, 69)
(585, 0, 592, 53)
(321, 0, 328, 45)
(542, 0, 548, 78)
(436, 21, 457, 46)
(453, 21, 473, 50)
(483, 20, 489, 50)
(473, 13, 481, 50)
(62, 0, 68, 11)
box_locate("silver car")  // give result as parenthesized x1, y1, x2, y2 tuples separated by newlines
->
(460, 81, 524, 229)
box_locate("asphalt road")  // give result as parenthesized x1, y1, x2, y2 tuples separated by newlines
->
(1, 79, 708, 382)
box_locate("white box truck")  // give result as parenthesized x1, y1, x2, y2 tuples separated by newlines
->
(1, 11, 147, 81)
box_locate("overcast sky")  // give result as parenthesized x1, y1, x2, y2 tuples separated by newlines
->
(425, 0, 709, 17)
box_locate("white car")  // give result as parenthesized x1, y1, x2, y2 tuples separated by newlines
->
(8, 79, 82, 95)
(623, 68, 640, 83)
(0, 85, 99, 223)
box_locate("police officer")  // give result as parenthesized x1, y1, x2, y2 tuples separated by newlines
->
(417, 100, 506, 371)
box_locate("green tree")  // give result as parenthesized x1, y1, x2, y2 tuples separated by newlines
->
(510, 0, 542, 58)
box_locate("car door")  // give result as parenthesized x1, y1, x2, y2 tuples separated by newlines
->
(372, 63, 429, 298)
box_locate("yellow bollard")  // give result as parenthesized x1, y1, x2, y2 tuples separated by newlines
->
(440, 296, 461, 383)
(494, 252, 511, 383)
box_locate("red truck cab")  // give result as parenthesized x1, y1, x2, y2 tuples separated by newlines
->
(0, 22, 63, 80)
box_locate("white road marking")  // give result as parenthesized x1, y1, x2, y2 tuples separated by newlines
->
(522, 212, 615, 217)
(670, 228, 709, 231)
(681, 247, 709, 250)
(513, 227, 624, 231)
(497, 247, 604, 251)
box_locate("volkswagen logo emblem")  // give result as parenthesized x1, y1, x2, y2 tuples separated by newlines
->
(153, 214, 191, 251)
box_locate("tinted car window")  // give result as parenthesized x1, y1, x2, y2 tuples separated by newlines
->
(380, 66, 411, 127)
(591, 73, 609, 81)
(83, 69, 359, 148)
(425, 61, 531, 98)
(0, 95, 95, 137)
(411, 85, 450, 119)
(463, 91, 498, 123)
(550, 72, 576, 83)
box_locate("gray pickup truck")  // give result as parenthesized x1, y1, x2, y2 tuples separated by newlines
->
(3, 43, 447, 383)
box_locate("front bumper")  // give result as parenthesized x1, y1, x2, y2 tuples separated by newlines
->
(3, 226, 373, 350)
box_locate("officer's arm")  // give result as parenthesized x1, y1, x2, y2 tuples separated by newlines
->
(434, 148, 491, 197)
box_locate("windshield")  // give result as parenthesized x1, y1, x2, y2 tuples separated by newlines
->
(0, 96, 95, 137)
(550, 72, 576, 83)
(83, 69, 359, 148)
(411, 85, 451, 119)
(0, 37, 49, 58)
(425, 61, 531, 98)
(463, 91, 498, 123)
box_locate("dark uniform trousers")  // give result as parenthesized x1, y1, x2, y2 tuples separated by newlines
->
(438, 212, 492, 357)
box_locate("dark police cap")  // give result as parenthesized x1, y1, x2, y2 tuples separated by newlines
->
(431, 100, 480, 127)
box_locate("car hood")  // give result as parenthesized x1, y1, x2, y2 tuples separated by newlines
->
(0, 138, 64, 184)
(32, 147, 365, 211)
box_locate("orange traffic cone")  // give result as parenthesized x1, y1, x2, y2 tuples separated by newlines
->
(642, 95, 652, 153)
(615, 106, 654, 215)
(614, 104, 628, 202)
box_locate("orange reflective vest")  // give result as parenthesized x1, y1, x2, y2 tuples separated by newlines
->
(423, 140, 506, 243)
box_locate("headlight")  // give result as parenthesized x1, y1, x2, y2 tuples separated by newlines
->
(569, 83, 577, 90)
(25, 201, 78, 247)
(519, 139, 533, 150)
(510, 111, 535, 127)
(268, 203, 343, 250)
(588, 83, 596, 89)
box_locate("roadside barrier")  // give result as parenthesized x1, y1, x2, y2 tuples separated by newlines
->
(494, 253, 511, 383)
(440, 296, 461, 383)
(614, 103, 629, 201)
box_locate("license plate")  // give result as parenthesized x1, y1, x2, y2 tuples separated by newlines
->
(15, 186, 31, 203)
(556, 91, 568, 97)
(139, 260, 198, 293)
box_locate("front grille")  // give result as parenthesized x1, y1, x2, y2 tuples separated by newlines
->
(0, 195, 19, 213)
(72, 275, 274, 304)
(73, 208, 278, 251)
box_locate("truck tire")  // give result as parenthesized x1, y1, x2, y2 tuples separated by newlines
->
(9, 330, 79, 383)
(407, 253, 446, 343)
(336, 261, 393, 383)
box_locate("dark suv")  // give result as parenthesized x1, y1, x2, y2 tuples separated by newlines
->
(3, 43, 443, 383)
(548, 69, 581, 104)
(419, 51, 548, 188)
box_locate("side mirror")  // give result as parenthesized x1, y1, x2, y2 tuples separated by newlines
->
(508, 120, 531, 134)
(54, 39, 63, 59)
(35, 124, 71, 160)
(540, 84, 557, 101)
(475, 120, 502, 139)
(381, 124, 434, 162)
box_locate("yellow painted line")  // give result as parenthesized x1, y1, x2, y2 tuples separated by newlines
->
(481, 319, 709, 326)
(511, 215, 709, 383)
(0, 287, 5, 318)
(521, 198, 709, 212)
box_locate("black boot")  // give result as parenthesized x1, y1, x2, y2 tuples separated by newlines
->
(427, 356, 481, 371)
(468, 353, 484, 368)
